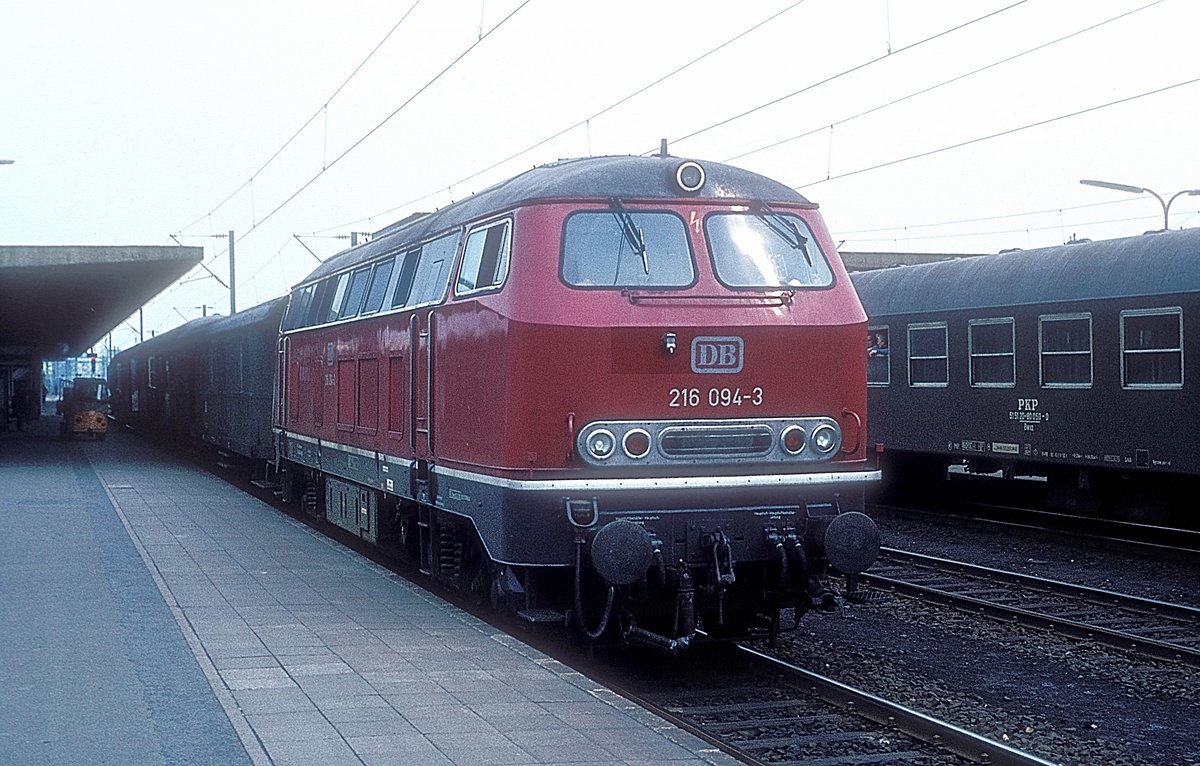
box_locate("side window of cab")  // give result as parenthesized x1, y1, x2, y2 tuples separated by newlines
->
(456, 219, 511, 296)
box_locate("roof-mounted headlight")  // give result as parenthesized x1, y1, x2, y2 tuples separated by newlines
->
(674, 161, 705, 193)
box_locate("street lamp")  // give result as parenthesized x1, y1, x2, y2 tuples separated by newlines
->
(1080, 179, 1200, 231)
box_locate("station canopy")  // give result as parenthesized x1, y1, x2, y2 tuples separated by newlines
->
(0, 245, 202, 359)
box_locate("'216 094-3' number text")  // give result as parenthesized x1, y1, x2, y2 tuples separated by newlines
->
(669, 387, 764, 408)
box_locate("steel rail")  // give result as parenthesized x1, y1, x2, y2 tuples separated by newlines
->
(869, 501, 1200, 555)
(733, 644, 1058, 766)
(864, 548, 1200, 666)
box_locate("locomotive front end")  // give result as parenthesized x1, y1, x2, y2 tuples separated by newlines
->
(556, 325, 881, 650)
(498, 158, 881, 649)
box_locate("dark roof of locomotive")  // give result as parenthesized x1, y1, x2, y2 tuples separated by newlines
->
(111, 296, 288, 360)
(300, 155, 812, 285)
(851, 227, 1200, 317)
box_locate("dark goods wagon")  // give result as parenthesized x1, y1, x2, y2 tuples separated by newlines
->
(853, 227, 1200, 524)
(109, 297, 286, 461)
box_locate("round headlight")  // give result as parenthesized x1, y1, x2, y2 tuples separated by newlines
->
(675, 161, 705, 193)
(811, 424, 838, 453)
(781, 425, 806, 455)
(586, 429, 616, 460)
(623, 429, 652, 459)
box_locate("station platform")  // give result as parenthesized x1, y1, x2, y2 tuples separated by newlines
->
(0, 408, 732, 766)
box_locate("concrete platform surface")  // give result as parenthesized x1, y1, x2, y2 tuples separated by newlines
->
(0, 415, 734, 766)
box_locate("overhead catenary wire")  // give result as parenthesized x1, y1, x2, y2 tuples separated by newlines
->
(306, 0, 1162, 252)
(176, 0, 425, 235)
(841, 210, 1185, 247)
(722, 0, 1166, 165)
(150, 1, 531, 332)
(310, 0, 1095, 247)
(652, 0, 1031, 156)
(306, 0, 811, 237)
(147, 1, 1187, 336)
(837, 197, 1132, 236)
(236, 0, 533, 245)
(798, 76, 1200, 189)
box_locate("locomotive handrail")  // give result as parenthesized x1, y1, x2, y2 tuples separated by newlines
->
(621, 290, 793, 307)
(840, 407, 862, 454)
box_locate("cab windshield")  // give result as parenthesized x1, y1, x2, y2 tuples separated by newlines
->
(561, 211, 695, 288)
(73, 379, 109, 402)
(706, 212, 833, 289)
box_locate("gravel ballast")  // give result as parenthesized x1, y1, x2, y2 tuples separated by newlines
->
(745, 510, 1200, 765)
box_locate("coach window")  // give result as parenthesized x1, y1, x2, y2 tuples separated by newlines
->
(867, 326, 890, 386)
(1040, 313, 1092, 388)
(968, 318, 1015, 387)
(457, 219, 511, 296)
(1121, 307, 1183, 389)
(360, 257, 395, 316)
(908, 323, 948, 387)
(339, 267, 372, 320)
(147, 356, 158, 389)
(323, 273, 350, 324)
(562, 211, 694, 288)
(408, 233, 456, 307)
(707, 211, 833, 288)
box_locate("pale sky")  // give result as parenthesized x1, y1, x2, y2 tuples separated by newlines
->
(2, 0, 1197, 350)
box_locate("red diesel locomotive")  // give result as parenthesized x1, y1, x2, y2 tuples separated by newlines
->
(276, 153, 879, 648)
(119, 154, 881, 650)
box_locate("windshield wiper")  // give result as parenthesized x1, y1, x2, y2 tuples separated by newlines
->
(754, 201, 812, 267)
(609, 197, 649, 274)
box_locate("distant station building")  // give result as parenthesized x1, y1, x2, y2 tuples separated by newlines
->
(0, 245, 200, 428)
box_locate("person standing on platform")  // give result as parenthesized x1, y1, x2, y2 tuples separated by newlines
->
(12, 376, 30, 431)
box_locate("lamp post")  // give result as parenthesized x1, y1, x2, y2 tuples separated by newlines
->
(1080, 179, 1200, 231)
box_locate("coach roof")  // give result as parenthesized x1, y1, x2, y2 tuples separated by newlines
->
(299, 155, 812, 286)
(111, 296, 288, 360)
(852, 227, 1200, 317)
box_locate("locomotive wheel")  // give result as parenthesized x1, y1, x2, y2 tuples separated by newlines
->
(467, 560, 496, 608)
(456, 533, 491, 605)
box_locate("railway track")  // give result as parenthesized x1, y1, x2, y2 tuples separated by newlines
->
(869, 500, 1200, 555)
(861, 548, 1200, 666)
(235, 473, 1050, 765)
(225, 459, 1078, 766)
(606, 643, 1055, 766)
(235, 468, 1057, 766)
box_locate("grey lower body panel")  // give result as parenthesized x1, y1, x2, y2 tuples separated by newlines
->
(278, 429, 879, 569)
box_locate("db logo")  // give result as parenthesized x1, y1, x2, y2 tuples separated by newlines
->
(691, 336, 744, 374)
